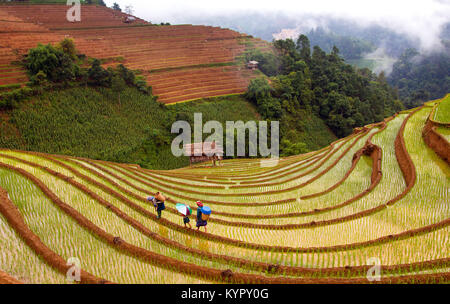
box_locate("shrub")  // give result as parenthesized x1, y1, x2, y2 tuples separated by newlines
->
(134, 75, 150, 94)
(88, 59, 111, 87)
(26, 44, 77, 83)
(246, 78, 282, 119)
(280, 139, 308, 156)
(117, 64, 135, 86)
(0, 87, 35, 110)
(57, 38, 78, 61)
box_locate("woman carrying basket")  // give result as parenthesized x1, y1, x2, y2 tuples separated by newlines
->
(147, 192, 167, 219)
(195, 201, 211, 232)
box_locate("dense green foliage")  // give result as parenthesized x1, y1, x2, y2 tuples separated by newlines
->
(245, 50, 281, 77)
(0, 87, 36, 110)
(0, 88, 269, 169)
(247, 35, 403, 140)
(26, 43, 79, 84)
(388, 44, 450, 108)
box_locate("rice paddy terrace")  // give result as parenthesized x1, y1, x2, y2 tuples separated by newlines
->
(0, 95, 448, 284)
(0, 4, 270, 103)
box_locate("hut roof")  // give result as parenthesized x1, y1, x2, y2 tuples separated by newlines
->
(184, 141, 223, 156)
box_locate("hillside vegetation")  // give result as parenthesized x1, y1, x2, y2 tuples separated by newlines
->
(388, 45, 450, 108)
(0, 36, 337, 168)
(0, 96, 448, 284)
(0, 87, 271, 169)
(1, 16, 403, 168)
(246, 35, 403, 138)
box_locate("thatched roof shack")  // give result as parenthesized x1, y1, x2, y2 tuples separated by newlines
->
(247, 60, 259, 70)
(184, 141, 223, 166)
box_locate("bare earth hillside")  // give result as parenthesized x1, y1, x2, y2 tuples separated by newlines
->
(0, 4, 271, 103)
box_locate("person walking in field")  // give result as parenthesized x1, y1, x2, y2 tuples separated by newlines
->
(147, 192, 166, 219)
(195, 201, 209, 233)
(176, 203, 193, 229)
(182, 213, 192, 229)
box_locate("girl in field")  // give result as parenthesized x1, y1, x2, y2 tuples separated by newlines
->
(183, 213, 192, 229)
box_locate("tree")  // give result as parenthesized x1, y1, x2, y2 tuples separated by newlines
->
(273, 38, 300, 74)
(134, 75, 150, 94)
(112, 2, 121, 11)
(26, 43, 77, 83)
(296, 34, 311, 63)
(329, 46, 343, 63)
(280, 139, 308, 156)
(116, 64, 135, 86)
(257, 97, 282, 119)
(57, 38, 77, 61)
(29, 71, 50, 94)
(148, 129, 170, 147)
(245, 78, 272, 103)
(88, 59, 110, 87)
(246, 34, 405, 141)
(246, 78, 282, 119)
(388, 46, 449, 107)
(124, 5, 134, 15)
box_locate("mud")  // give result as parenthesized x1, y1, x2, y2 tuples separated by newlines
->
(423, 118, 450, 165)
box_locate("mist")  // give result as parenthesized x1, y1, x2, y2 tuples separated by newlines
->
(104, 0, 449, 53)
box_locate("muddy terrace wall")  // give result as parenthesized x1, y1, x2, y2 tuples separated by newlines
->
(423, 118, 450, 165)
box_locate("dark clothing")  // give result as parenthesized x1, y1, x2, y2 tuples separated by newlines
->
(183, 216, 190, 224)
(196, 220, 207, 227)
(196, 208, 207, 227)
(156, 202, 166, 212)
(153, 200, 165, 219)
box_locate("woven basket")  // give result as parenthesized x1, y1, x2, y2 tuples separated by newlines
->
(155, 193, 166, 202)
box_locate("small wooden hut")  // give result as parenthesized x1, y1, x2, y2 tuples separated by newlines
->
(247, 60, 259, 70)
(184, 141, 223, 166)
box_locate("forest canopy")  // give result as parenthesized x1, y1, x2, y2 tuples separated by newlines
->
(246, 34, 403, 141)
(388, 43, 450, 108)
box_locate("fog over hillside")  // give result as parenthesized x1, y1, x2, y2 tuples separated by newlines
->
(105, 0, 449, 51)
(103, 0, 449, 74)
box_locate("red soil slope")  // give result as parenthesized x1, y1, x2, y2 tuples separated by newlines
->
(0, 4, 271, 103)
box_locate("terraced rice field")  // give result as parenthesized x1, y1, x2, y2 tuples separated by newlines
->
(0, 4, 271, 103)
(0, 96, 448, 284)
(434, 94, 450, 124)
(433, 95, 450, 141)
(437, 127, 450, 142)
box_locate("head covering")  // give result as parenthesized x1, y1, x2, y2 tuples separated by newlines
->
(147, 196, 154, 201)
(196, 201, 203, 207)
